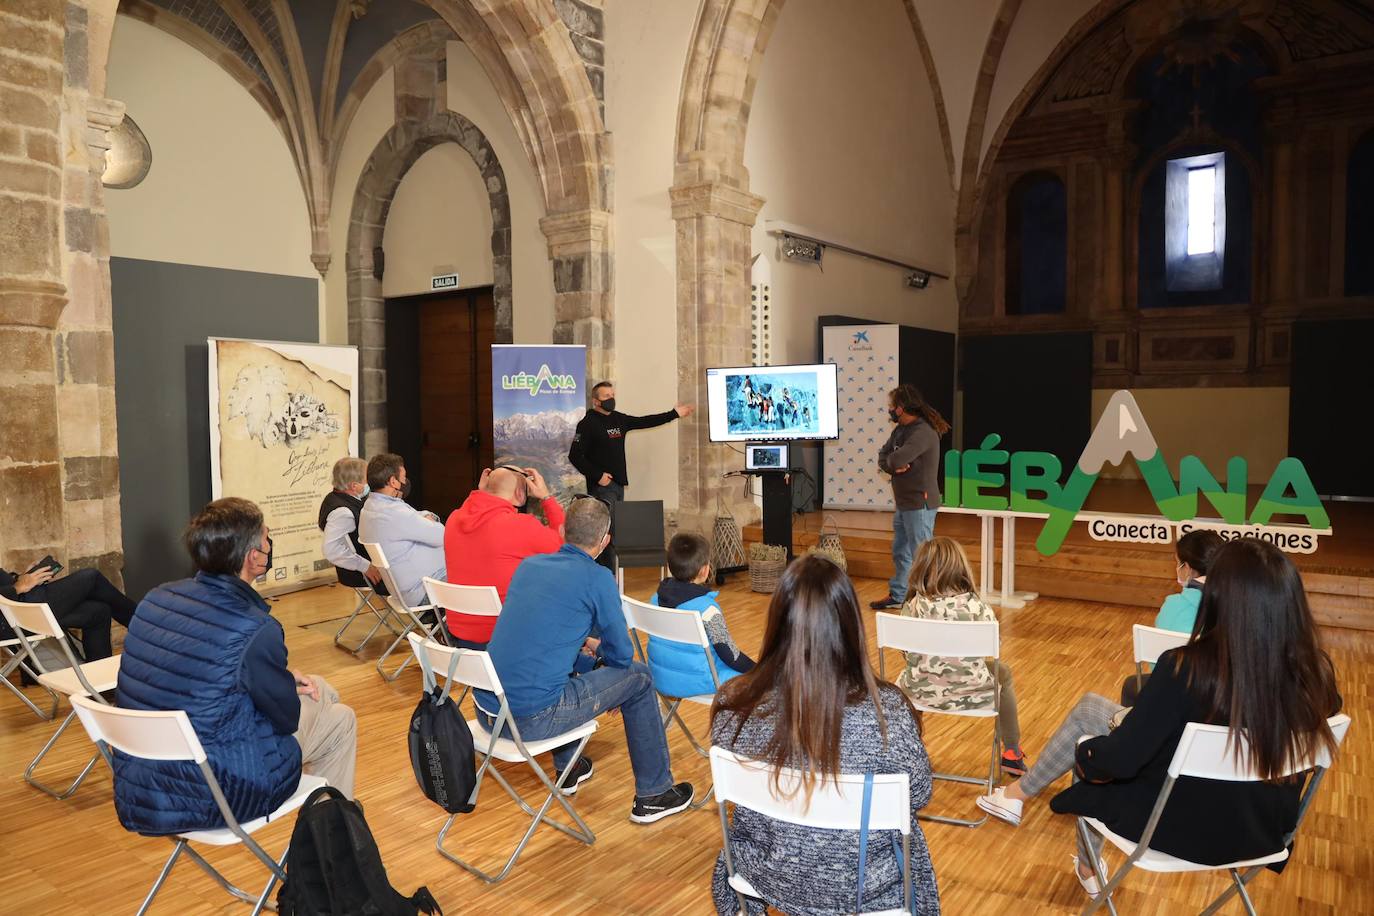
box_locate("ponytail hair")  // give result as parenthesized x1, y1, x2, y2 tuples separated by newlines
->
(890, 384, 951, 437)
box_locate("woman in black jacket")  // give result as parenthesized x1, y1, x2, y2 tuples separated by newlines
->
(976, 538, 1341, 896)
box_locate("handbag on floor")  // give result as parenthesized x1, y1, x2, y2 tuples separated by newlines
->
(276, 785, 442, 916)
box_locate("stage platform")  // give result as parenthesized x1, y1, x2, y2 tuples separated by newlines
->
(742, 480, 1374, 631)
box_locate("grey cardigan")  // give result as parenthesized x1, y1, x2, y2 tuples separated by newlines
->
(878, 420, 943, 511)
(709, 685, 940, 915)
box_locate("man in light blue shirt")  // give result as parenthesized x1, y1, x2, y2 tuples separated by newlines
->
(357, 453, 444, 607)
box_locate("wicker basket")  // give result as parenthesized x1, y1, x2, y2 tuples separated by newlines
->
(748, 543, 788, 593)
(814, 515, 847, 569)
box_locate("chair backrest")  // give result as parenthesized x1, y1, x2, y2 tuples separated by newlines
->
(69, 693, 207, 763)
(360, 541, 413, 611)
(621, 595, 711, 649)
(1169, 713, 1352, 782)
(424, 578, 501, 617)
(407, 633, 503, 697)
(1133, 624, 1190, 666)
(612, 500, 666, 552)
(710, 747, 910, 835)
(874, 612, 999, 659)
(0, 595, 65, 640)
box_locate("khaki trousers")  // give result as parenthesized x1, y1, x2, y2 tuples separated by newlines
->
(295, 675, 357, 798)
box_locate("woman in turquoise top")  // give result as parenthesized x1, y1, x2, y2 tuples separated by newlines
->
(1121, 529, 1224, 704)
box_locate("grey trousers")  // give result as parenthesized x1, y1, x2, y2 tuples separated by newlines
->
(295, 676, 357, 798)
(1018, 692, 1123, 864)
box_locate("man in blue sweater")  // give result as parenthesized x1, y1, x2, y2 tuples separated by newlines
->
(477, 496, 695, 823)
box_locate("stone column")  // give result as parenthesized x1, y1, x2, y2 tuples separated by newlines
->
(1265, 98, 1297, 306)
(1098, 111, 1133, 316)
(0, 0, 72, 573)
(670, 178, 764, 534)
(540, 208, 614, 385)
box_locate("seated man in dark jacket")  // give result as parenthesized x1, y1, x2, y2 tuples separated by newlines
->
(0, 562, 137, 660)
(114, 497, 357, 835)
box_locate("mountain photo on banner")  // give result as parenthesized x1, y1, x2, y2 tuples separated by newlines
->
(491, 345, 586, 504)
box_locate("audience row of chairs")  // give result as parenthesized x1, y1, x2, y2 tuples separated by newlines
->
(0, 582, 1347, 915)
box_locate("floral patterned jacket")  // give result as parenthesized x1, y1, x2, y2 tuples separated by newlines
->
(895, 591, 996, 711)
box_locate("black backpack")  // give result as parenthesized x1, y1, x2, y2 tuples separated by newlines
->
(277, 786, 442, 916)
(409, 649, 478, 814)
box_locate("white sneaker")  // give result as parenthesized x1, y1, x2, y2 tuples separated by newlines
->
(975, 786, 1023, 826)
(1072, 854, 1109, 897)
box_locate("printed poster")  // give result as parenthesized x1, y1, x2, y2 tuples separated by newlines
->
(822, 324, 900, 509)
(492, 344, 586, 504)
(208, 338, 360, 595)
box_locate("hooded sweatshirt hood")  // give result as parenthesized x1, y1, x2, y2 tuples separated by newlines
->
(455, 489, 517, 532)
(656, 577, 714, 609)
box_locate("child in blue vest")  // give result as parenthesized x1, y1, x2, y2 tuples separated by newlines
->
(648, 533, 755, 698)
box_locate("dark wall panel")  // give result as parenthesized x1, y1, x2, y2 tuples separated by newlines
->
(1289, 319, 1374, 498)
(111, 257, 318, 599)
(961, 333, 1092, 469)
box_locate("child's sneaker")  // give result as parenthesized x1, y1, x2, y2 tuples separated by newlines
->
(1000, 747, 1029, 776)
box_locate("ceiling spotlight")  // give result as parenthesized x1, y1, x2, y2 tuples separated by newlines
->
(782, 234, 823, 265)
(904, 270, 931, 290)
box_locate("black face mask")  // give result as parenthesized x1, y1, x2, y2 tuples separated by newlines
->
(258, 537, 274, 574)
(888, 408, 900, 423)
(598, 397, 616, 412)
(398, 477, 413, 499)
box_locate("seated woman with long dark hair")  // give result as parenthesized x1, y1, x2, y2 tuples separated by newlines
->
(709, 556, 940, 915)
(977, 539, 1342, 896)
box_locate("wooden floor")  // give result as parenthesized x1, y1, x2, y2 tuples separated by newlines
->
(2, 570, 1370, 915)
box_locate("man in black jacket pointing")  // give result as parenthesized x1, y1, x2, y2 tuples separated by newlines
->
(568, 381, 694, 570)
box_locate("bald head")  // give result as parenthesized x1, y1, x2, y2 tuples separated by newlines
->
(483, 466, 527, 506)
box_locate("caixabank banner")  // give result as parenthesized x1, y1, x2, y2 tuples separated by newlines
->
(491, 344, 586, 503)
(944, 390, 1332, 555)
(822, 324, 900, 509)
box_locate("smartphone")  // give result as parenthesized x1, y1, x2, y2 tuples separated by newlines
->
(27, 555, 63, 575)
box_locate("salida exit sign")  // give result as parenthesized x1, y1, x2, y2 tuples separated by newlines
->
(431, 273, 459, 290)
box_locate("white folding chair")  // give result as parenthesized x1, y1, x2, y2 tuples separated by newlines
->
(875, 612, 1000, 827)
(407, 633, 597, 884)
(360, 541, 446, 681)
(1078, 713, 1352, 916)
(621, 594, 719, 808)
(332, 578, 402, 656)
(0, 595, 120, 798)
(69, 693, 327, 916)
(1, 632, 60, 720)
(423, 578, 501, 643)
(1129, 624, 1191, 696)
(710, 746, 914, 916)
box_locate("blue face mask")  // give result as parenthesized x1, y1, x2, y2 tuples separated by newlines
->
(360, 485, 370, 498)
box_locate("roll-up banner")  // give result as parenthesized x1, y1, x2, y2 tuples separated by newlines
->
(491, 344, 587, 504)
(822, 324, 900, 509)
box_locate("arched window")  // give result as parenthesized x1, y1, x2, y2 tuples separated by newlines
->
(1346, 128, 1374, 297)
(1005, 171, 1067, 315)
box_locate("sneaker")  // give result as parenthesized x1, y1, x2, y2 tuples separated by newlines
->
(975, 786, 1023, 826)
(559, 756, 594, 796)
(1072, 854, 1109, 897)
(630, 782, 695, 824)
(1000, 747, 1029, 776)
(869, 595, 902, 610)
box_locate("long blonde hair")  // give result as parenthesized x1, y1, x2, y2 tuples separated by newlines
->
(906, 536, 977, 600)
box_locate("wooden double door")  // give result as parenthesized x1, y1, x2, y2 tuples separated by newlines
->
(385, 286, 495, 519)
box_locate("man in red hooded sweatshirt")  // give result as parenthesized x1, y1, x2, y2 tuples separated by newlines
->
(443, 466, 565, 647)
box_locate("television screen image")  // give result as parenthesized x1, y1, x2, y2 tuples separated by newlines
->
(706, 363, 839, 442)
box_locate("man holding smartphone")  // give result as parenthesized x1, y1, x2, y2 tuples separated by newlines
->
(0, 558, 138, 660)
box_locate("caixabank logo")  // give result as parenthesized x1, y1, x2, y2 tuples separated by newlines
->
(943, 390, 1330, 555)
(849, 330, 873, 352)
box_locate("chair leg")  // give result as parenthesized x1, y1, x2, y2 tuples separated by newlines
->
(136, 840, 186, 916)
(1077, 818, 1123, 916)
(183, 844, 275, 908)
(0, 656, 59, 720)
(1199, 866, 1264, 916)
(335, 591, 395, 656)
(436, 734, 596, 884)
(24, 708, 103, 799)
(248, 848, 290, 916)
(375, 620, 418, 681)
(659, 699, 715, 809)
(917, 718, 1000, 828)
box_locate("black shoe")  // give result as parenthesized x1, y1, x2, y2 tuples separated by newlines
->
(630, 782, 695, 824)
(870, 595, 902, 610)
(559, 756, 594, 796)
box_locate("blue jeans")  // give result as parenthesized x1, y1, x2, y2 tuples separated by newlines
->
(890, 507, 937, 601)
(478, 661, 673, 797)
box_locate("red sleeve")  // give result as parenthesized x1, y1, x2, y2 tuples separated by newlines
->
(519, 498, 563, 552)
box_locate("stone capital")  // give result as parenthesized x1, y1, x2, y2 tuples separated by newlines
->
(85, 96, 127, 175)
(539, 208, 612, 257)
(669, 180, 765, 227)
(0, 279, 68, 329)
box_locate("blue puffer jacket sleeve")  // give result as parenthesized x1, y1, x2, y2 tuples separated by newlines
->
(240, 623, 301, 735)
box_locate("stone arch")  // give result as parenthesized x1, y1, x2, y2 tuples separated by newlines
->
(347, 112, 513, 454)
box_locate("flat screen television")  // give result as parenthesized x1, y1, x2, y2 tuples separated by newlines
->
(706, 363, 839, 442)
